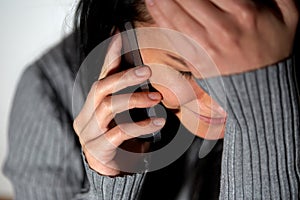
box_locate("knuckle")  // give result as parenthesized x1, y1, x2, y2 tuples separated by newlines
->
(217, 22, 235, 40)
(238, 3, 258, 26)
(73, 119, 79, 134)
(110, 126, 126, 143)
(91, 80, 100, 91)
(117, 128, 127, 140)
(129, 92, 153, 110)
(204, 42, 219, 59)
(118, 123, 138, 138)
(117, 71, 134, 88)
(94, 112, 107, 132)
(90, 80, 102, 97)
(100, 97, 112, 113)
(129, 93, 138, 108)
(122, 69, 133, 80)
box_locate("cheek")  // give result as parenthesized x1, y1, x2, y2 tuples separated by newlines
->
(151, 83, 181, 109)
(152, 80, 206, 110)
(148, 65, 199, 109)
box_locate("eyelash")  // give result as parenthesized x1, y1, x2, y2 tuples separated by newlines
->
(179, 71, 193, 79)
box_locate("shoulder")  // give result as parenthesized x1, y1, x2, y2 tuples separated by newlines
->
(16, 32, 80, 115)
(4, 34, 86, 196)
(22, 32, 79, 86)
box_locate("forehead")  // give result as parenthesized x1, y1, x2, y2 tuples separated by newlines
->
(134, 27, 176, 53)
(139, 48, 187, 70)
(132, 26, 203, 78)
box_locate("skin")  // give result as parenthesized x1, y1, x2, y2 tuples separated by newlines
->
(145, 0, 299, 77)
(73, 0, 299, 176)
(138, 48, 227, 139)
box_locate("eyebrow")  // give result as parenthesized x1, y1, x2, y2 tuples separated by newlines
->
(166, 53, 189, 69)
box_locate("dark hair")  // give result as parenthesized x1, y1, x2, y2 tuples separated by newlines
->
(73, 2, 223, 200)
(72, 1, 299, 200)
(74, 0, 151, 61)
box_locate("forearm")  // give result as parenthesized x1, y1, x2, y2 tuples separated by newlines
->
(210, 57, 300, 199)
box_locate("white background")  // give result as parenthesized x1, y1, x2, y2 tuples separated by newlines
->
(0, 0, 75, 197)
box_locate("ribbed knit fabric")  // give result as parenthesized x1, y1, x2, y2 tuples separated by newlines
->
(179, 57, 300, 200)
(2, 34, 145, 200)
(83, 155, 145, 200)
(215, 59, 300, 199)
(2, 34, 299, 199)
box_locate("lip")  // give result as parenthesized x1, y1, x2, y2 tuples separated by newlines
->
(197, 114, 226, 125)
(183, 106, 227, 125)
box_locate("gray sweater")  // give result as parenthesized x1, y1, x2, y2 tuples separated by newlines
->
(3, 34, 300, 199)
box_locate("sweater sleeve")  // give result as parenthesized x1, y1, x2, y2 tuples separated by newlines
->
(81, 153, 145, 200)
(2, 63, 145, 199)
(202, 57, 300, 199)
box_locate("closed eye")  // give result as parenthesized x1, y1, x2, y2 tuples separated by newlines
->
(179, 71, 193, 79)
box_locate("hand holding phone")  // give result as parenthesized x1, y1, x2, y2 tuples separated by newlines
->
(118, 22, 163, 143)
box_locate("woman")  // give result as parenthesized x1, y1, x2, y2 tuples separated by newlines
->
(3, 0, 299, 199)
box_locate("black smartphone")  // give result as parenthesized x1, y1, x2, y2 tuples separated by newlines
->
(118, 22, 162, 143)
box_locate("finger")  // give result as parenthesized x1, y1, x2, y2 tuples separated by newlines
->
(210, 0, 293, 24)
(74, 66, 152, 132)
(146, 0, 212, 52)
(79, 92, 162, 143)
(94, 66, 152, 106)
(210, 0, 261, 33)
(145, 0, 175, 29)
(146, 0, 206, 32)
(274, 0, 299, 25)
(95, 92, 162, 130)
(99, 33, 122, 80)
(175, 0, 228, 30)
(210, 0, 255, 13)
(212, 0, 298, 26)
(77, 113, 106, 145)
(103, 117, 165, 148)
(84, 118, 165, 160)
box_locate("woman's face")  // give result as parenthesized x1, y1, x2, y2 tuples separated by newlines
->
(135, 23, 227, 139)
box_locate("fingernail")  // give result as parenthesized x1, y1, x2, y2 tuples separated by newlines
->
(145, 0, 155, 6)
(153, 118, 165, 126)
(135, 66, 150, 77)
(148, 93, 161, 100)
